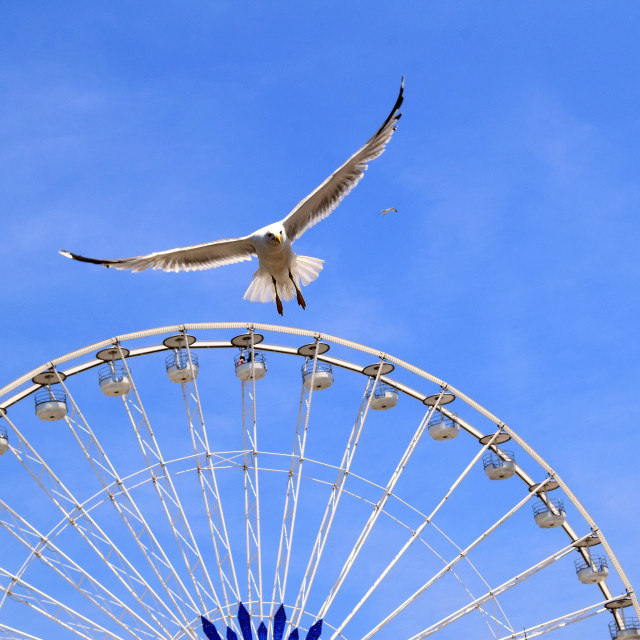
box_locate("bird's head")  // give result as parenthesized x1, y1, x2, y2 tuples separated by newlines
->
(255, 224, 286, 247)
(267, 230, 282, 245)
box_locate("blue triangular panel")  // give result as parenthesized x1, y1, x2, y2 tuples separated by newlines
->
(226, 628, 238, 640)
(273, 604, 287, 640)
(203, 604, 307, 640)
(202, 616, 223, 640)
(305, 620, 323, 640)
(237, 603, 254, 640)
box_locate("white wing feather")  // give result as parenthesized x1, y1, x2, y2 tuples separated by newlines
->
(60, 236, 255, 273)
(281, 78, 404, 242)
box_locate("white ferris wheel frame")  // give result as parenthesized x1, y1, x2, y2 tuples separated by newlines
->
(0, 321, 637, 640)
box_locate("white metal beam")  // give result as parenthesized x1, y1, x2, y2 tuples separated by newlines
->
(269, 339, 320, 621)
(496, 599, 613, 640)
(406, 538, 585, 640)
(319, 389, 448, 623)
(117, 347, 223, 624)
(181, 337, 241, 629)
(57, 372, 202, 630)
(0, 499, 161, 640)
(331, 428, 515, 638)
(242, 328, 264, 628)
(288, 361, 385, 633)
(3, 414, 183, 637)
(0, 624, 44, 640)
(0, 566, 126, 640)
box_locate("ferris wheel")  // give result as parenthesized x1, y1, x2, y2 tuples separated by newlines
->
(0, 322, 637, 640)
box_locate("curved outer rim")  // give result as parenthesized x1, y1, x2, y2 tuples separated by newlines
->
(0, 320, 638, 622)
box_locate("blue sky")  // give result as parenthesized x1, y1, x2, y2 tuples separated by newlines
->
(1, 1, 640, 638)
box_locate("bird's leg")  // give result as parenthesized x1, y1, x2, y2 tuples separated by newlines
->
(289, 270, 306, 310)
(272, 276, 284, 315)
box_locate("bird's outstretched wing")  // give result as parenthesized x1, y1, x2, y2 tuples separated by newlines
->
(281, 77, 404, 242)
(60, 236, 255, 273)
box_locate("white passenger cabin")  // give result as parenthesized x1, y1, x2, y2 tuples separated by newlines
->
(0, 426, 8, 455)
(533, 498, 566, 528)
(483, 450, 516, 480)
(166, 349, 199, 383)
(370, 383, 398, 411)
(302, 361, 334, 390)
(99, 363, 131, 396)
(575, 554, 609, 584)
(428, 412, 459, 440)
(611, 621, 640, 640)
(235, 352, 267, 381)
(35, 388, 68, 421)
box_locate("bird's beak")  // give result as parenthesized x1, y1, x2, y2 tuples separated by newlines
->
(275, 234, 282, 244)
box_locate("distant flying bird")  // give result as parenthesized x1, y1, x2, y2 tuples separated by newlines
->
(379, 207, 398, 215)
(60, 78, 404, 315)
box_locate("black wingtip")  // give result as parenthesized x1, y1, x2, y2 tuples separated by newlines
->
(59, 249, 112, 268)
(372, 76, 404, 139)
(395, 76, 405, 110)
(390, 76, 405, 114)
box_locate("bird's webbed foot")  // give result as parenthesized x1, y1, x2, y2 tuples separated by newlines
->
(289, 270, 306, 310)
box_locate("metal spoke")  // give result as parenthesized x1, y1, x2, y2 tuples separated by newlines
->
(406, 537, 589, 640)
(320, 388, 448, 623)
(270, 337, 320, 618)
(420, 518, 514, 634)
(0, 623, 44, 640)
(289, 361, 385, 632)
(496, 599, 617, 640)
(331, 427, 512, 638)
(490, 419, 633, 615)
(181, 337, 241, 627)
(359, 477, 557, 640)
(3, 414, 182, 637)
(0, 567, 126, 640)
(242, 328, 264, 626)
(56, 371, 201, 629)
(117, 347, 223, 622)
(0, 500, 161, 640)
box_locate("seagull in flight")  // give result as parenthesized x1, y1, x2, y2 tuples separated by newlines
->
(60, 78, 404, 315)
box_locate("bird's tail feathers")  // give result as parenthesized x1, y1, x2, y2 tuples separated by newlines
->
(243, 270, 276, 303)
(294, 255, 324, 286)
(243, 271, 298, 302)
(243, 255, 324, 304)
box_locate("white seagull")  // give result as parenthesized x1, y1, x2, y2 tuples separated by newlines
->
(60, 78, 404, 315)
